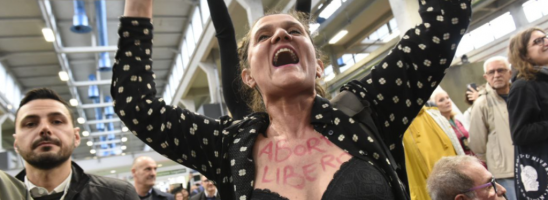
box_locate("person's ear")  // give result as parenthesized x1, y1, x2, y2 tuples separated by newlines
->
(241, 68, 256, 88)
(316, 59, 324, 79)
(454, 194, 469, 200)
(73, 127, 81, 147)
(483, 73, 488, 80)
(13, 133, 19, 154)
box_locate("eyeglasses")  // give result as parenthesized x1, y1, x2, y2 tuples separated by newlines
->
(532, 36, 548, 47)
(467, 178, 499, 194)
(485, 68, 508, 76)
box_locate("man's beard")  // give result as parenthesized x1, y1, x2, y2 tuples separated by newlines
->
(18, 136, 74, 170)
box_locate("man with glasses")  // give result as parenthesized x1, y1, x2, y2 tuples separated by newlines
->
(427, 155, 507, 200)
(468, 56, 516, 200)
(190, 175, 220, 200)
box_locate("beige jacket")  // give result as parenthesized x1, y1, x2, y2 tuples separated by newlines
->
(469, 83, 514, 178)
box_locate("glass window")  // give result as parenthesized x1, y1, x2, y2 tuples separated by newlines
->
(490, 12, 515, 39)
(186, 25, 196, 50)
(192, 7, 203, 42)
(323, 65, 335, 82)
(469, 23, 494, 49)
(182, 39, 190, 68)
(200, 0, 210, 25)
(522, 0, 547, 22)
(455, 34, 473, 57)
(309, 23, 320, 33)
(319, 0, 342, 20)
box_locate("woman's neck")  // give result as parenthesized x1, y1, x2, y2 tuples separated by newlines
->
(264, 93, 316, 140)
(441, 111, 452, 120)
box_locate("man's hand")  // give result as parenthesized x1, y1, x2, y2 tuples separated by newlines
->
(466, 86, 479, 102)
(124, 0, 153, 18)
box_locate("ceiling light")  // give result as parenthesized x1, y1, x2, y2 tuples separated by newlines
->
(77, 117, 85, 124)
(6, 104, 13, 110)
(121, 137, 128, 142)
(69, 98, 78, 106)
(329, 30, 348, 44)
(121, 145, 127, 150)
(110, 170, 116, 173)
(121, 153, 126, 156)
(122, 126, 129, 132)
(42, 28, 55, 42)
(86, 141, 93, 146)
(90, 149, 96, 154)
(82, 131, 89, 137)
(158, 164, 163, 167)
(58, 71, 69, 81)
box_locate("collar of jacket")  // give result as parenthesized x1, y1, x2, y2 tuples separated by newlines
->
(152, 188, 171, 198)
(16, 161, 91, 200)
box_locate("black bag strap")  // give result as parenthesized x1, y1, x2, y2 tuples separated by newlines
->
(330, 90, 398, 171)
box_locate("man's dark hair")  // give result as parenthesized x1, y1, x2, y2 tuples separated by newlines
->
(15, 88, 71, 123)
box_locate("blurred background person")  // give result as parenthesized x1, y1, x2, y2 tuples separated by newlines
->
(507, 27, 548, 199)
(404, 101, 466, 200)
(427, 155, 507, 200)
(132, 156, 174, 200)
(469, 56, 516, 200)
(457, 83, 485, 131)
(190, 175, 219, 200)
(431, 88, 474, 155)
(171, 187, 189, 200)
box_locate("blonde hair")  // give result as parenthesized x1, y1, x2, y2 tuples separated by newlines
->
(238, 11, 326, 112)
(508, 27, 545, 80)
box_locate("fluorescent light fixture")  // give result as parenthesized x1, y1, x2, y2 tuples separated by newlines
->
(121, 145, 127, 150)
(58, 71, 69, 81)
(41, 28, 55, 42)
(69, 99, 78, 106)
(6, 104, 12, 110)
(77, 117, 85, 124)
(329, 30, 348, 44)
(86, 141, 93, 146)
(158, 164, 163, 167)
(82, 131, 89, 137)
(110, 170, 116, 173)
(122, 126, 129, 132)
(121, 137, 128, 142)
(121, 153, 126, 156)
(90, 149, 96, 154)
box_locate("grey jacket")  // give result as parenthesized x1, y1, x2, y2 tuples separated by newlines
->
(0, 170, 29, 200)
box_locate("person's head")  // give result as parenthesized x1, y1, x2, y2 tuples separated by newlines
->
(174, 189, 188, 200)
(201, 175, 216, 194)
(13, 88, 80, 170)
(431, 88, 453, 116)
(508, 27, 548, 80)
(427, 155, 507, 200)
(482, 56, 511, 91)
(238, 11, 325, 112)
(131, 156, 158, 188)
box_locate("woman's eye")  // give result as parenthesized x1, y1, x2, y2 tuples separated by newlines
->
(258, 35, 269, 41)
(289, 30, 301, 34)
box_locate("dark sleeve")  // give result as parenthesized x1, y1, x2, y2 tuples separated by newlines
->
(508, 79, 548, 145)
(123, 181, 140, 200)
(207, 0, 252, 119)
(111, 17, 229, 179)
(295, 0, 311, 14)
(357, 0, 471, 140)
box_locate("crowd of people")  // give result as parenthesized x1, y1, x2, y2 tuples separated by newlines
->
(0, 0, 547, 199)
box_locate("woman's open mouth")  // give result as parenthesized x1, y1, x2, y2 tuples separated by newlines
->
(272, 47, 300, 67)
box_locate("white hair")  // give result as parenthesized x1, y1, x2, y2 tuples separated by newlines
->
(483, 56, 511, 73)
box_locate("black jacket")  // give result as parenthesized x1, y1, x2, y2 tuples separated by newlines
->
(16, 162, 139, 200)
(149, 188, 175, 200)
(190, 191, 220, 200)
(508, 67, 548, 146)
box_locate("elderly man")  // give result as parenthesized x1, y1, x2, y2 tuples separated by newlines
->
(190, 175, 220, 200)
(427, 155, 507, 200)
(469, 56, 516, 200)
(132, 156, 174, 200)
(13, 88, 139, 200)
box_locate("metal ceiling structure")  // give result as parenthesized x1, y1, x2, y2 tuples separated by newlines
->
(0, 0, 539, 172)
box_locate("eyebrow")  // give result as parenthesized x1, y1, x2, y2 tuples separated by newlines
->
(254, 21, 304, 36)
(20, 112, 67, 122)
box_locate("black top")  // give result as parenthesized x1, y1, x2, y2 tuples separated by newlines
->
(110, 0, 471, 199)
(252, 157, 394, 200)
